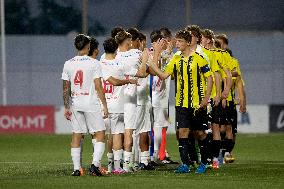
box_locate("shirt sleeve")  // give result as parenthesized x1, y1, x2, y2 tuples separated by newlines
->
(197, 56, 212, 78)
(164, 55, 177, 76)
(209, 52, 220, 73)
(61, 62, 70, 80)
(93, 62, 103, 79)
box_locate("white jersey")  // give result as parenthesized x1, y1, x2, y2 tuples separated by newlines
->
(151, 50, 172, 108)
(100, 58, 137, 113)
(137, 76, 151, 106)
(61, 55, 102, 112)
(116, 49, 141, 104)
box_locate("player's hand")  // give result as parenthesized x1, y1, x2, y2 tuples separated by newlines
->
(221, 89, 229, 99)
(200, 97, 209, 108)
(102, 106, 109, 119)
(239, 100, 247, 113)
(222, 99, 227, 108)
(129, 79, 138, 85)
(213, 95, 220, 107)
(64, 108, 72, 121)
(153, 39, 165, 55)
(141, 48, 149, 64)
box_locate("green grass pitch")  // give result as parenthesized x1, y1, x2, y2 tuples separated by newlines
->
(0, 133, 283, 189)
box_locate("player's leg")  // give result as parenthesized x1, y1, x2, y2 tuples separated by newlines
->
(86, 112, 106, 176)
(70, 110, 86, 176)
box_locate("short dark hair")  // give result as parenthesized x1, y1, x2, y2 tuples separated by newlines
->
(160, 27, 172, 38)
(74, 34, 90, 51)
(111, 26, 125, 38)
(214, 39, 221, 48)
(215, 34, 229, 45)
(138, 32, 146, 41)
(150, 30, 163, 43)
(115, 31, 132, 45)
(103, 38, 118, 54)
(127, 27, 140, 41)
(88, 37, 99, 56)
(201, 29, 214, 42)
(185, 25, 202, 44)
(175, 30, 192, 43)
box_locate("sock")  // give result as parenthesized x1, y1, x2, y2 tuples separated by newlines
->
(124, 151, 132, 164)
(107, 152, 114, 164)
(71, 147, 81, 171)
(113, 149, 123, 170)
(212, 140, 221, 159)
(178, 138, 190, 166)
(188, 137, 197, 163)
(92, 142, 105, 167)
(154, 127, 162, 160)
(133, 134, 140, 163)
(140, 151, 150, 165)
(225, 139, 234, 153)
(198, 135, 212, 165)
(159, 127, 167, 160)
(80, 139, 84, 168)
(149, 128, 154, 158)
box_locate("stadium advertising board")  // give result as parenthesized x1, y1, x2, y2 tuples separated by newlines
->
(269, 105, 284, 132)
(0, 106, 54, 134)
(237, 105, 269, 133)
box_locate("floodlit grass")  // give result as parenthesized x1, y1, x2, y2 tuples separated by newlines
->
(0, 134, 283, 189)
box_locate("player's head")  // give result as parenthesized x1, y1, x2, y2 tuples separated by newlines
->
(201, 29, 214, 47)
(160, 27, 172, 42)
(74, 34, 90, 52)
(111, 26, 125, 38)
(175, 30, 192, 52)
(114, 30, 132, 48)
(215, 34, 229, 50)
(150, 30, 167, 50)
(88, 37, 99, 58)
(127, 27, 140, 49)
(185, 25, 202, 45)
(138, 32, 147, 50)
(214, 39, 222, 49)
(103, 38, 118, 54)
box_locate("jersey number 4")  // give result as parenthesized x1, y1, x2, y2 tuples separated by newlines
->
(74, 70, 83, 88)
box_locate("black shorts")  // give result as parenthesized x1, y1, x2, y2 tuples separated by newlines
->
(209, 100, 226, 125)
(176, 106, 208, 131)
(224, 102, 238, 132)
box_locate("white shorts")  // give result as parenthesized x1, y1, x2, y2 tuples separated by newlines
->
(135, 105, 151, 134)
(109, 113, 124, 135)
(104, 118, 111, 135)
(124, 103, 137, 130)
(71, 110, 105, 134)
(153, 107, 171, 128)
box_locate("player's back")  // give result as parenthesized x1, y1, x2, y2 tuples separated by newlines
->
(63, 55, 102, 112)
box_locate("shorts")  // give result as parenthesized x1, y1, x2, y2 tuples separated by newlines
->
(176, 106, 208, 131)
(124, 103, 137, 130)
(225, 101, 238, 133)
(135, 104, 151, 134)
(109, 113, 124, 135)
(104, 118, 111, 134)
(209, 100, 225, 125)
(70, 109, 105, 134)
(153, 107, 171, 127)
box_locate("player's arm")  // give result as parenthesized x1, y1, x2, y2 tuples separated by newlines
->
(236, 76, 246, 113)
(222, 68, 232, 99)
(199, 63, 213, 108)
(63, 80, 72, 120)
(213, 71, 221, 106)
(107, 76, 137, 86)
(94, 78, 109, 119)
(135, 49, 148, 78)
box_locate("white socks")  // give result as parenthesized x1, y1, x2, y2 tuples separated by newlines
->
(140, 151, 150, 165)
(92, 141, 105, 167)
(71, 147, 81, 171)
(113, 149, 123, 170)
(124, 151, 132, 164)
